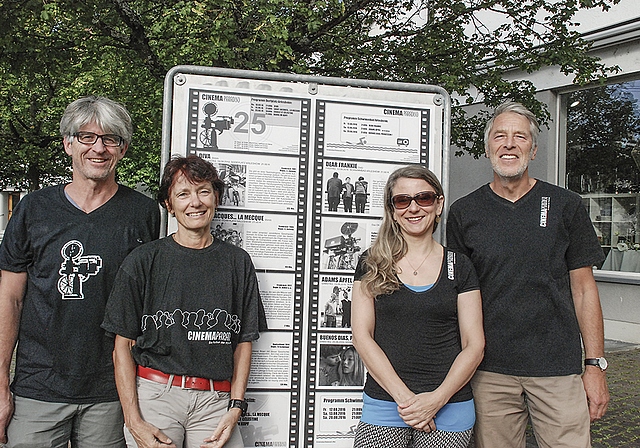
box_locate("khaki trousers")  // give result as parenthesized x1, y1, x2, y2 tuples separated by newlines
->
(125, 377, 243, 448)
(7, 396, 125, 448)
(471, 371, 590, 448)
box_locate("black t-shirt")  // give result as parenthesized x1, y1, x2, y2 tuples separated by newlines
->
(354, 248, 479, 403)
(0, 184, 160, 403)
(102, 236, 267, 381)
(447, 181, 605, 376)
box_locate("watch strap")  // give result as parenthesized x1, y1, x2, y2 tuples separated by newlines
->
(584, 357, 607, 371)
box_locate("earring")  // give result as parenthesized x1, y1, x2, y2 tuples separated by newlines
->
(435, 215, 441, 223)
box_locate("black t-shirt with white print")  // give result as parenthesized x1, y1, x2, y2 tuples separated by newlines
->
(102, 236, 267, 381)
(0, 184, 160, 403)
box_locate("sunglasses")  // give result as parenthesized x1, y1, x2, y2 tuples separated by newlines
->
(391, 191, 440, 209)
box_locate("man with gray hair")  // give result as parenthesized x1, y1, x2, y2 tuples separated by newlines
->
(0, 96, 159, 447)
(447, 101, 609, 447)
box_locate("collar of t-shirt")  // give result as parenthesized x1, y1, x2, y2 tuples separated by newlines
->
(404, 283, 435, 292)
(64, 188, 83, 210)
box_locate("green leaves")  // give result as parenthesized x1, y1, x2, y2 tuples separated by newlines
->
(0, 0, 621, 191)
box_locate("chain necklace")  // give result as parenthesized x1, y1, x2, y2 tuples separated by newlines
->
(405, 244, 435, 276)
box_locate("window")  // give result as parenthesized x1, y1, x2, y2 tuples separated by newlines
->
(565, 80, 640, 274)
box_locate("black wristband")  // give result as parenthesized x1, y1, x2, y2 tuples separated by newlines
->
(228, 398, 248, 416)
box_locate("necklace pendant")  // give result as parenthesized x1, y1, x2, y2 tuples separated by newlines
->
(413, 271, 418, 276)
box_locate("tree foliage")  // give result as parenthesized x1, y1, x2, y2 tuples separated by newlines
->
(0, 0, 621, 192)
(566, 82, 640, 194)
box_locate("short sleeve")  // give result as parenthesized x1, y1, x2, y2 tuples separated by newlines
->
(451, 250, 480, 294)
(565, 198, 605, 270)
(445, 203, 469, 257)
(239, 253, 268, 342)
(353, 249, 370, 281)
(101, 252, 146, 340)
(0, 198, 32, 272)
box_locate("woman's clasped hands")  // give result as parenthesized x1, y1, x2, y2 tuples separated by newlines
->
(397, 391, 445, 433)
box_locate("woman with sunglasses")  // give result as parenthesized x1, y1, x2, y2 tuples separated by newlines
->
(351, 165, 484, 448)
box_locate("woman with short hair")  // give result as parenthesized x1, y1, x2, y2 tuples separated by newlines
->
(103, 155, 266, 448)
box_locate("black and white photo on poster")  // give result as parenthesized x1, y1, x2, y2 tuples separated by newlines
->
(313, 392, 363, 446)
(318, 275, 353, 330)
(320, 218, 380, 272)
(316, 334, 365, 389)
(319, 100, 429, 163)
(212, 211, 297, 271)
(256, 271, 295, 330)
(248, 332, 293, 389)
(321, 160, 397, 215)
(218, 163, 246, 207)
(196, 150, 300, 212)
(211, 221, 244, 248)
(189, 89, 307, 155)
(239, 391, 292, 448)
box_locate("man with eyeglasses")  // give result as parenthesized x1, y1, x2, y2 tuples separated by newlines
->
(446, 101, 609, 448)
(0, 96, 160, 447)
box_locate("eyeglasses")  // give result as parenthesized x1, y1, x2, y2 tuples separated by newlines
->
(73, 132, 124, 147)
(391, 191, 440, 209)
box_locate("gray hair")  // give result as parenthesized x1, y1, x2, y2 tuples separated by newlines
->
(60, 96, 133, 145)
(484, 101, 540, 150)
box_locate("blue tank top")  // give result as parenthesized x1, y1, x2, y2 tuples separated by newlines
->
(360, 393, 475, 431)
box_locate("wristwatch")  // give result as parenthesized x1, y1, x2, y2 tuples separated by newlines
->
(228, 399, 248, 416)
(584, 357, 608, 371)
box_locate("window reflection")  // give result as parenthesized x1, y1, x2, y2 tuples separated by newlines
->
(566, 80, 640, 272)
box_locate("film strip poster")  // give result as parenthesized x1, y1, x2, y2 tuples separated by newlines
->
(306, 100, 430, 447)
(183, 88, 310, 448)
(239, 391, 295, 448)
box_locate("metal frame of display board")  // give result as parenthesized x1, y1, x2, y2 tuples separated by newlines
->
(161, 65, 451, 448)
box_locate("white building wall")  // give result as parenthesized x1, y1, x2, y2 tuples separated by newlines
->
(0, 190, 28, 243)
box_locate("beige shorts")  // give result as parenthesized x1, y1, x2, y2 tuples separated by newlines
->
(471, 370, 590, 448)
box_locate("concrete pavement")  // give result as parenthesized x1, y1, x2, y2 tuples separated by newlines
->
(590, 341, 640, 447)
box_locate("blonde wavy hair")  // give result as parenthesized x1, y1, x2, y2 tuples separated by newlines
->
(359, 165, 443, 298)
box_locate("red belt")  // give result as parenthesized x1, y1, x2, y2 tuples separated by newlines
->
(137, 366, 231, 391)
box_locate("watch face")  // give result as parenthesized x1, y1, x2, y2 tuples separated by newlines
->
(598, 357, 608, 370)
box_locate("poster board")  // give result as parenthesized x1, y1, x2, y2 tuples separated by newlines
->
(162, 66, 451, 448)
